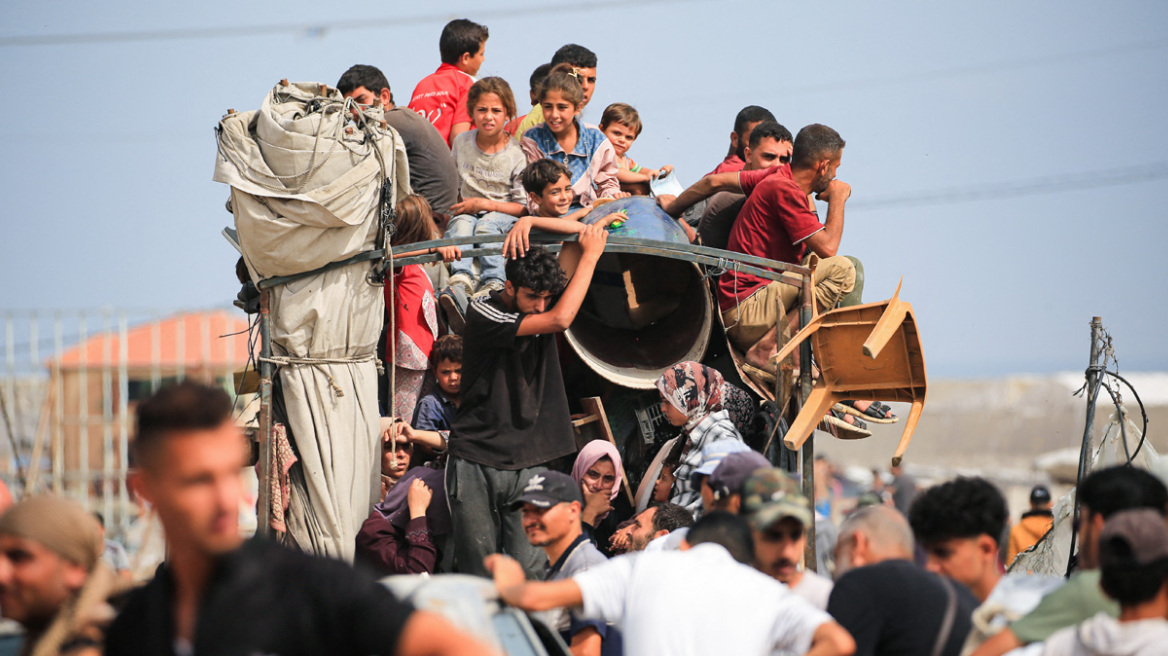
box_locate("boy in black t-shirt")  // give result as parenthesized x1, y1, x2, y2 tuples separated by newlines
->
(446, 222, 609, 578)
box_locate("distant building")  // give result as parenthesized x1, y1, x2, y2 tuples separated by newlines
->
(48, 310, 252, 503)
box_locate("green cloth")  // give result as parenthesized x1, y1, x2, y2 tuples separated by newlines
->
(1010, 570, 1120, 643)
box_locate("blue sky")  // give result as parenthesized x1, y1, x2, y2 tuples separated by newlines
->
(2, 1, 1166, 378)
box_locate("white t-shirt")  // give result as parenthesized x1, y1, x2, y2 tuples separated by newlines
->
(573, 543, 830, 656)
(791, 570, 834, 611)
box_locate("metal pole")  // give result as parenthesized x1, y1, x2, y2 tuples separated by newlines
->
(78, 313, 89, 508)
(101, 310, 114, 532)
(117, 313, 129, 538)
(798, 274, 817, 572)
(3, 313, 15, 492)
(176, 314, 186, 382)
(52, 314, 63, 495)
(1067, 316, 1104, 576)
(256, 290, 273, 537)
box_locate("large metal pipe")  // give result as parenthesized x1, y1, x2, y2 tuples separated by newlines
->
(564, 198, 712, 389)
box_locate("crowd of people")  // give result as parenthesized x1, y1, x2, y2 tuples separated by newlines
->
(3, 16, 1168, 656)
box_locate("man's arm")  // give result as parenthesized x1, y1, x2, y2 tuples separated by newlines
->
(658, 172, 741, 217)
(515, 223, 608, 336)
(802, 180, 850, 257)
(968, 628, 1022, 656)
(485, 554, 586, 611)
(568, 627, 602, 656)
(397, 610, 499, 656)
(805, 621, 856, 656)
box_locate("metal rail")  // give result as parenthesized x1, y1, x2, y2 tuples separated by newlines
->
(251, 230, 820, 565)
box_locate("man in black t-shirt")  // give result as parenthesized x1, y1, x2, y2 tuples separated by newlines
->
(447, 224, 609, 578)
(107, 381, 493, 656)
(829, 505, 977, 656)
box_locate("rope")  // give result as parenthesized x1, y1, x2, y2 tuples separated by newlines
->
(257, 354, 383, 397)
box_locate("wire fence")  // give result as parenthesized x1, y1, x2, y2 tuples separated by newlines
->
(0, 307, 253, 539)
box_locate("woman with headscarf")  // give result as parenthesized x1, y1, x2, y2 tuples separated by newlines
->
(656, 361, 745, 513)
(355, 466, 452, 575)
(570, 440, 632, 556)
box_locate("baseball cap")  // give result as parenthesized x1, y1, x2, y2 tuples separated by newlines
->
(1099, 508, 1168, 566)
(1029, 485, 1052, 505)
(512, 471, 582, 509)
(741, 468, 813, 529)
(709, 451, 771, 499)
(690, 440, 752, 482)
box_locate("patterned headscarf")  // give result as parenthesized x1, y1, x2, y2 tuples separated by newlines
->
(656, 361, 726, 432)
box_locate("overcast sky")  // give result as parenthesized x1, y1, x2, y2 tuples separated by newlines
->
(2, 0, 1166, 378)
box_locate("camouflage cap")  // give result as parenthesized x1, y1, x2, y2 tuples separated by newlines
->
(741, 468, 812, 530)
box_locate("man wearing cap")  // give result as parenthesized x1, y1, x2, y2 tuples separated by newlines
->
(707, 450, 771, 515)
(1042, 508, 1168, 656)
(487, 511, 856, 656)
(1006, 484, 1054, 565)
(515, 471, 620, 656)
(742, 468, 834, 610)
(0, 495, 121, 656)
(689, 440, 753, 515)
(971, 465, 1168, 656)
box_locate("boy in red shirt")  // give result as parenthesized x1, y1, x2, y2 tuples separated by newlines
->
(408, 19, 488, 146)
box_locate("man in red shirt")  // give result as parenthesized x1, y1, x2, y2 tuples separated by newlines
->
(408, 19, 488, 147)
(662, 124, 856, 381)
(706, 105, 776, 176)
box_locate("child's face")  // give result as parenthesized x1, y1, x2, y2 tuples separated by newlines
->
(434, 358, 461, 396)
(652, 465, 676, 504)
(471, 92, 508, 138)
(461, 41, 486, 76)
(541, 90, 578, 138)
(534, 173, 573, 217)
(602, 122, 638, 158)
(382, 440, 411, 479)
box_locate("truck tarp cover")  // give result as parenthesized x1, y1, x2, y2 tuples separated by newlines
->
(215, 81, 410, 559)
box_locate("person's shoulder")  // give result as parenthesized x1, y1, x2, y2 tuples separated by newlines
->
(801, 569, 835, 593)
(467, 294, 520, 326)
(579, 125, 607, 150)
(575, 539, 609, 568)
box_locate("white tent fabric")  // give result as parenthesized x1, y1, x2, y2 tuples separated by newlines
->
(214, 81, 410, 560)
(1010, 408, 1162, 576)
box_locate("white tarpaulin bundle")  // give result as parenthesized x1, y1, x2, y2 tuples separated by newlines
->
(214, 81, 410, 560)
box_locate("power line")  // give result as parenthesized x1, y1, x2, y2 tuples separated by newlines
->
(853, 162, 1168, 210)
(0, 0, 689, 48)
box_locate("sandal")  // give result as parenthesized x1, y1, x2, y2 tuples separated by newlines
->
(819, 411, 872, 440)
(834, 400, 899, 424)
(741, 361, 777, 386)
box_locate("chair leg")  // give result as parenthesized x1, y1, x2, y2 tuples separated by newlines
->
(891, 399, 925, 466)
(783, 386, 838, 452)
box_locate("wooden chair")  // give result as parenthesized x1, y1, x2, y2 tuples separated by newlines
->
(771, 280, 927, 466)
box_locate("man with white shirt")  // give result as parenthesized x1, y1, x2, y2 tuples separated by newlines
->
(486, 511, 855, 656)
(742, 468, 835, 609)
